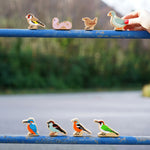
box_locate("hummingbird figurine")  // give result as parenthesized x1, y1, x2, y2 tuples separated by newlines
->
(94, 119, 119, 137)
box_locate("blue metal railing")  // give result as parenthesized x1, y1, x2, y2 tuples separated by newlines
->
(0, 29, 149, 145)
(0, 29, 150, 39)
(0, 136, 150, 145)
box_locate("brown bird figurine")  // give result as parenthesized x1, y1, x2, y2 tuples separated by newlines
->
(25, 13, 46, 30)
(82, 17, 98, 30)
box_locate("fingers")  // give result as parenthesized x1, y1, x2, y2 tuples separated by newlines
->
(124, 24, 145, 31)
(122, 10, 140, 19)
(128, 18, 141, 25)
(122, 10, 141, 25)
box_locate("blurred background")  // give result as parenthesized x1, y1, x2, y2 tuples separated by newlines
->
(0, 0, 150, 150)
(0, 0, 150, 93)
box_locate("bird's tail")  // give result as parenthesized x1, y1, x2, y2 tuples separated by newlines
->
(112, 130, 119, 135)
(93, 17, 98, 24)
(35, 131, 39, 135)
(84, 129, 92, 135)
(37, 21, 46, 28)
(60, 128, 67, 135)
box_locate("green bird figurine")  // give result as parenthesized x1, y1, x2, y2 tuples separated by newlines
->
(94, 119, 119, 137)
(107, 11, 128, 31)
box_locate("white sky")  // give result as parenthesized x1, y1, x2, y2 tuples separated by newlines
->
(101, 0, 150, 15)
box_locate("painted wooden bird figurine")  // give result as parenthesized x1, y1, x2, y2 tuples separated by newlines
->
(71, 118, 92, 136)
(25, 13, 46, 29)
(52, 17, 72, 30)
(107, 11, 127, 30)
(94, 119, 119, 137)
(47, 120, 67, 136)
(22, 117, 39, 136)
(82, 17, 98, 30)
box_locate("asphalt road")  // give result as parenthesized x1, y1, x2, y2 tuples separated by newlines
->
(0, 91, 150, 150)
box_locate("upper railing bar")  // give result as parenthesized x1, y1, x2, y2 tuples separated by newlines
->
(0, 29, 150, 39)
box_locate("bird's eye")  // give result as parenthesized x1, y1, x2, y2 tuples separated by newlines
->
(28, 15, 31, 18)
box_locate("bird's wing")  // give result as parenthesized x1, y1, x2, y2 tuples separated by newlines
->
(114, 16, 125, 25)
(76, 123, 85, 130)
(102, 125, 118, 134)
(53, 123, 66, 134)
(77, 123, 91, 134)
(30, 124, 37, 133)
(31, 18, 45, 27)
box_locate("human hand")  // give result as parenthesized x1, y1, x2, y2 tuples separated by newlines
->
(123, 10, 150, 33)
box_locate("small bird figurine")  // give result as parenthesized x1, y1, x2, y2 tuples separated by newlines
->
(82, 17, 98, 30)
(47, 120, 67, 136)
(71, 118, 92, 136)
(94, 119, 119, 137)
(25, 13, 46, 30)
(52, 17, 72, 30)
(107, 11, 127, 31)
(22, 117, 39, 136)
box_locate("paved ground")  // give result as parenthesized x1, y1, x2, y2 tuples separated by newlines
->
(0, 91, 150, 150)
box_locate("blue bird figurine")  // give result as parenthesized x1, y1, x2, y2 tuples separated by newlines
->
(22, 117, 39, 136)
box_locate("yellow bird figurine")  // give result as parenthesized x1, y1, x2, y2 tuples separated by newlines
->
(25, 13, 46, 30)
(82, 17, 98, 30)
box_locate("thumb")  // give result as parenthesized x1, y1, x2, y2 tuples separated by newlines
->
(126, 18, 141, 25)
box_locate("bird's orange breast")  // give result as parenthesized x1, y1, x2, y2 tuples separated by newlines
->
(27, 124, 36, 134)
(73, 121, 82, 132)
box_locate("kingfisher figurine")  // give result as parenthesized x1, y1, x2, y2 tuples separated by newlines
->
(52, 17, 72, 30)
(71, 118, 92, 136)
(22, 117, 39, 136)
(25, 13, 46, 29)
(82, 17, 98, 30)
(107, 11, 127, 30)
(94, 119, 119, 137)
(47, 120, 67, 136)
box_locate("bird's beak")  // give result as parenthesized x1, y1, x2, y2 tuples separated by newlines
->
(71, 119, 74, 122)
(107, 12, 111, 16)
(47, 121, 49, 124)
(82, 18, 85, 21)
(94, 119, 99, 123)
(22, 120, 28, 124)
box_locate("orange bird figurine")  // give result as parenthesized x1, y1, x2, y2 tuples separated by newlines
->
(71, 118, 92, 136)
(82, 17, 98, 30)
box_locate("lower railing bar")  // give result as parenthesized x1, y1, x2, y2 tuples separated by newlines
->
(0, 136, 150, 145)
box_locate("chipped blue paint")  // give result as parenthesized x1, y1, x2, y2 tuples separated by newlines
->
(0, 29, 150, 39)
(0, 136, 150, 145)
